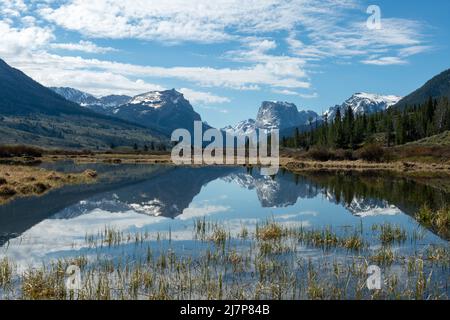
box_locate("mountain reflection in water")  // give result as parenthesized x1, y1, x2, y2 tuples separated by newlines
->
(0, 163, 449, 252)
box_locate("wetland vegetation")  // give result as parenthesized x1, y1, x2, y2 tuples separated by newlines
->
(0, 219, 448, 300)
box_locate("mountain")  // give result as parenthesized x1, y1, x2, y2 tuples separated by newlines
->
(52, 87, 206, 136)
(324, 92, 402, 120)
(111, 89, 204, 135)
(222, 119, 257, 137)
(50, 166, 235, 219)
(256, 101, 318, 130)
(50, 87, 99, 106)
(50, 87, 132, 113)
(223, 172, 318, 207)
(223, 101, 319, 137)
(393, 69, 450, 109)
(99, 94, 131, 107)
(0, 58, 165, 149)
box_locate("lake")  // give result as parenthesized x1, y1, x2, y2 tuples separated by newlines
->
(0, 162, 449, 299)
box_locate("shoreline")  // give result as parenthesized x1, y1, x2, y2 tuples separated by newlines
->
(281, 158, 450, 175)
(0, 152, 449, 206)
(44, 153, 450, 175)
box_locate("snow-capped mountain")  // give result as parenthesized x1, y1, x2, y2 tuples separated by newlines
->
(257, 101, 304, 130)
(223, 101, 319, 137)
(112, 89, 204, 135)
(324, 92, 402, 120)
(50, 87, 132, 110)
(98, 94, 132, 108)
(222, 119, 257, 137)
(51, 87, 206, 135)
(324, 191, 401, 217)
(222, 172, 318, 207)
(50, 87, 99, 106)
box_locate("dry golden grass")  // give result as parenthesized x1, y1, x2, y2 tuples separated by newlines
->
(280, 157, 450, 174)
(0, 165, 97, 204)
(43, 152, 172, 165)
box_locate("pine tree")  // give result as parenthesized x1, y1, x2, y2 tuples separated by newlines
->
(333, 108, 345, 148)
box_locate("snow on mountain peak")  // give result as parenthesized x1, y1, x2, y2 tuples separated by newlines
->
(50, 87, 132, 110)
(224, 101, 319, 137)
(324, 92, 402, 119)
(257, 101, 311, 130)
(50, 87, 98, 106)
(129, 89, 184, 109)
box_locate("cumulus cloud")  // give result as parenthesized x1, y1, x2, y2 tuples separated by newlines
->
(0, 20, 54, 56)
(1, 0, 28, 18)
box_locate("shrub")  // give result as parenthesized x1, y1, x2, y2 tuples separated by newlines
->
(355, 144, 385, 162)
(0, 145, 43, 158)
(32, 183, 49, 194)
(83, 169, 98, 178)
(0, 186, 16, 196)
(307, 147, 333, 161)
(334, 149, 354, 161)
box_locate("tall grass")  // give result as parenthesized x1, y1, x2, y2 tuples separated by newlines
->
(0, 220, 448, 300)
(416, 206, 450, 238)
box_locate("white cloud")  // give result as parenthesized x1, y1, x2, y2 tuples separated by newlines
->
(0, 20, 54, 56)
(287, 17, 430, 65)
(198, 105, 230, 114)
(361, 56, 408, 66)
(272, 89, 318, 99)
(39, 0, 350, 43)
(0, 0, 434, 101)
(225, 37, 309, 84)
(398, 45, 432, 57)
(179, 88, 230, 105)
(22, 63, 166, 96)
(50, 40, 117, 54)
(1, 0, 28, 18)
(272, 89, 300, 95)
(5, 51, 311, 94)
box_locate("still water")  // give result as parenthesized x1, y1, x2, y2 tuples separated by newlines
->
(0, 162, 448, 270)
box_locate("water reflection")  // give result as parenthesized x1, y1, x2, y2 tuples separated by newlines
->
(0, 163, 449, 267)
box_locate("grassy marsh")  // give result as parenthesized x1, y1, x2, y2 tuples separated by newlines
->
(416, 206, 450, 239)
(0, 164, 97, 204)
(0, 219, 448, 300)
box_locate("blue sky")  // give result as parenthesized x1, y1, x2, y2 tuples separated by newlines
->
(1, 0, 449, 128)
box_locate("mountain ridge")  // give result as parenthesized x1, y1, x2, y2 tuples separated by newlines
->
(324, 92, 402, 120)
(0, 58, 166, 149)
(393, 68, 450, 109)
(51, 86, 207, 136)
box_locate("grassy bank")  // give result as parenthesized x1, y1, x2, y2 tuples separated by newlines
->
(280, 143, 450, 175)
(0, 165, 98, 204)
